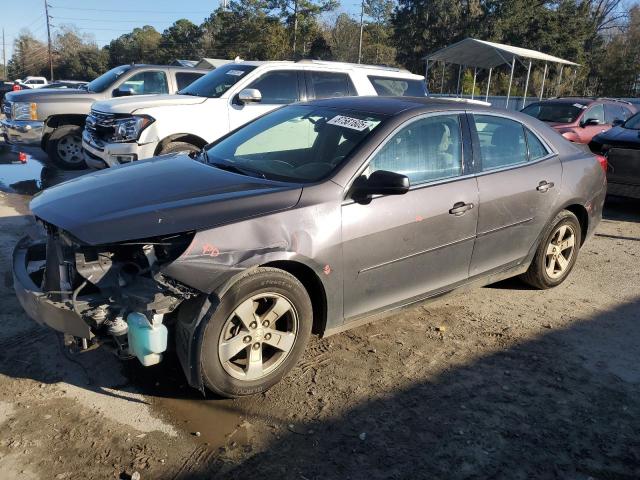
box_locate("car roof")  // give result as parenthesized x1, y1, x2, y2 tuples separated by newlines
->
(296, 96, 486, 115)
(129, 64, 210, 73)
(231, 60, 424, 79)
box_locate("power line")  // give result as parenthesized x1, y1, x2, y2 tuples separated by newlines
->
(50, 5, 214, 14)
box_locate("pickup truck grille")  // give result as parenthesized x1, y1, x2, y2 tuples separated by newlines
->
(85, 109, 116, 140)
(2, 101, 12, 119)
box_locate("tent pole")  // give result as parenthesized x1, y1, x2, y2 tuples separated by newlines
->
(540, 63, 548, 100)
(506, 57, 515, 109)
(569, 68, 577, 95)
(485, 67, 492, 102)
(425, 59, 430, 91)
(456, 64, 462, 97)
(522, 60, 532, 109)
(440, 62, 445, 94)
(471, 67, 477, 100)
(556, 65, 564, 96)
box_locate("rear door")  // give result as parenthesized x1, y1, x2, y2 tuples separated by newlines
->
(342, 112, 478, 319)
(305, 70, 356, 99)
(228, 69, 303, 131)
(468, 113, 562, 276)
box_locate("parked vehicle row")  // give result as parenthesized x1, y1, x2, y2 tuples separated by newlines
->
(1, 65, 209, 168)
(12, 95, 606, 397)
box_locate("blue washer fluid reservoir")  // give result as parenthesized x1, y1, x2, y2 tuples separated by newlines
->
(126, 312, 168, 366)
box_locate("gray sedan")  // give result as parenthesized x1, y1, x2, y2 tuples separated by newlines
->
(13, 97, 606, 397)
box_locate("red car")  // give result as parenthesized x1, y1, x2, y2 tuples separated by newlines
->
(521, 97, 636, 144)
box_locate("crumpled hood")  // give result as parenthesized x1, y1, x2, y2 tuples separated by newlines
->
(30, 154, 302, 245)
(92, 94, 207, 115)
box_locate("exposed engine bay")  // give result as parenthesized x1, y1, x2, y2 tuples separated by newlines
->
(22, 219, 197, 358)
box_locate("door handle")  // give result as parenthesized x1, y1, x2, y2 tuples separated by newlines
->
(536, 180, 555, 193)
(449, 201, 474, 216)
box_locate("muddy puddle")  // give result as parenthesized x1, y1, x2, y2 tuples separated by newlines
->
(0, 143, 85, 194)
(121, 353, 253, 449)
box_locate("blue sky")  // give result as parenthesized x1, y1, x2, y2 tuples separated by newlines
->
(1, 0, 358, 64)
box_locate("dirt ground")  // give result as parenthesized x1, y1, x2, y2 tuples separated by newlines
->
(0, 142, 639, 480)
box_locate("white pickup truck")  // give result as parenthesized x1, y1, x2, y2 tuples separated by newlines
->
(82, 60, 428, 168)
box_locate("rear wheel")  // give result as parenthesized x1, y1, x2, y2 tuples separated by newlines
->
(158, 141, 200, 156)
(521, 210, 582, 289)
(199, 268, 312, 398)
(46, 125, 86, 169)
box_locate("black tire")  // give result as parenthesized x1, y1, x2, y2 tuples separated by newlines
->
(46, 124, 86, 169)
(521, 210, 582, 289)
(158, 141, 200, 155)
(200, 267, 312, 398)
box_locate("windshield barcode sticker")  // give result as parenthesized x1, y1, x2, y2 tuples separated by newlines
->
(327, 115, 371, 131)
(226, 70, 246, 76)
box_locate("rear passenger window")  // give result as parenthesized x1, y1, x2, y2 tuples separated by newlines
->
(368, 114, 463, 184)
(473, 115, 527, 171)
(525, 129, 549, 161)
(121, 71, 168, 95)
(309, 71, 354, 99)
(176, 72, 205, 91)
(368, 76, 427, 97)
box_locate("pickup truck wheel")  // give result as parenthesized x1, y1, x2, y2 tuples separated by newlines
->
(521, 210, 582, 289)
(46, 125, 86, 169)
(158, 141, 200, 155)
(199, 268, 312, 398)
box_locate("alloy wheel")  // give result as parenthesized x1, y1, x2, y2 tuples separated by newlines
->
(218, 293, 299, 381)
(544, 224, 576, 279)
(56, 134, 84, 164)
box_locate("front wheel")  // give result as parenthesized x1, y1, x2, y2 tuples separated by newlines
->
(199, 268, 312, 398)
(158, 141, 200, 156)
(521, 210, 582, 289)
(46, 125, 86, 169)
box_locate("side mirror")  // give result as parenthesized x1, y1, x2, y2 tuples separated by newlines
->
(351, 170, 410, 204)
(113, 86, 135, 98)
(581, 117, 601, 127)
(236, 88, 262, 105)
(612, 118, 625, 127)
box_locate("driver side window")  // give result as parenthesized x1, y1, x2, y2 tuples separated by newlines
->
(121, 71, 168, 95)
(367, 114, 463, 185)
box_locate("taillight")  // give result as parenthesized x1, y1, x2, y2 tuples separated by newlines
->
(595, 154, 607, 172)
(12, 84, 21, 91)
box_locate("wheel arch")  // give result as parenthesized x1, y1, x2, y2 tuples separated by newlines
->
(260, 260, 328, 336)
(155, 133, 208, 155)
(562, 203, 589, 246)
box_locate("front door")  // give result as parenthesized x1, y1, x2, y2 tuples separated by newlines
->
(468, 114, 562, 276)
(228, 70, 302, 131)
(342, 113, 478, 319)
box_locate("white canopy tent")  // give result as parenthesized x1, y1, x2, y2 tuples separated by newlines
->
(425, 38, 580, 108)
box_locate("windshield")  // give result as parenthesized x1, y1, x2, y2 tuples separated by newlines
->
(522, 102, 587, 123)
(86, 65, 132, 93)
(205, 105, 385, 182)
(623, 112, 640, 129)
(180, 63, 257, 98)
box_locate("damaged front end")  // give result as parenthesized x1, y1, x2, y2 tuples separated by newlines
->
(13, 221, 197, 363)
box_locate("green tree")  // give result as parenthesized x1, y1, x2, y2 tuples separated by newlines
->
(107, 26, 162, 66)
(8, 31, 48, 79)
(159, 19, 203, 63)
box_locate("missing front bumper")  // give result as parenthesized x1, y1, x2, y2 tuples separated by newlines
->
(13, 236, 92, 339)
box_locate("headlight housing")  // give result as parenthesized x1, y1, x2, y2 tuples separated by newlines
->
(110, 115, 154, 143)
(13, 102, 38, 121)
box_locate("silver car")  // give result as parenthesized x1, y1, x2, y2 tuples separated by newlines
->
(13, 97, 606, 397)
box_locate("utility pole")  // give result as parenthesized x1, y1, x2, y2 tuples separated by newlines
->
(2, 29, 6, 80)
(44, 0, 53, 81)
(357, 0, 364, 64)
